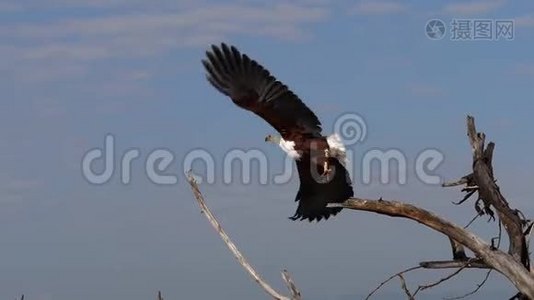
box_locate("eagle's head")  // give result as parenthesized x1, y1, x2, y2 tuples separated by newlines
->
(264, 134, 281, 144)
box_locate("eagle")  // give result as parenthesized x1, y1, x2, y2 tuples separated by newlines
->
(202, 43, 354, 222)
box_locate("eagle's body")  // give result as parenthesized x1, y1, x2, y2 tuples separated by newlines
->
(275, 134, 346, 160)
(202, 43, 354, 221)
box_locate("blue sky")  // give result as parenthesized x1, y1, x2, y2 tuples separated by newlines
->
(1, 0, 534, 299)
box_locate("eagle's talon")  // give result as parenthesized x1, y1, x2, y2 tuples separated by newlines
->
(321, 149, 332, 178)
(321, 160, 332, 178)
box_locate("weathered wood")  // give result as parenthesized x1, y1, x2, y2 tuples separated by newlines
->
(330, 196, 534, 297)
(187, 173, 300, 300)
(419, 260, 488, 269)
(467, 116, 529, 268)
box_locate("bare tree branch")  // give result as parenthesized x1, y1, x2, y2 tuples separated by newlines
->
(282, 270, 301, 299)
(329, 116, 534, 298)
(419, 260, 489, 269)
(414, 259, 475, 296)
(444, 269, 493, 300)
(186, 173, 300, 300)
(442, 175, 472, 187)
(398, 274, 415, 300)
(365, 266, 422, 300)
(449, 237, 468, 260)
(466, 116, 529, 267)
(328, 197, 534, 298)
(366, 259, 491, 299)
(464, 213, 481, 229)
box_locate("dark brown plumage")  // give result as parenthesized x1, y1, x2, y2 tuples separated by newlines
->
(202, 43, 354, 222)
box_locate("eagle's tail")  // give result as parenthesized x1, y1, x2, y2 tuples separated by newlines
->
(291, 158, 354, 222)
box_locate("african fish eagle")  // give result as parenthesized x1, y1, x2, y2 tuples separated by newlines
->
(202, 43, 354, 222)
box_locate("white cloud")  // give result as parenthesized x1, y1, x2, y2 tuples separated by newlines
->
(4, 0, 199, 10)
(443, 0, 505, 15)
(2, 54, 88, 83)
(0, 173, 44, 204)
(0, 2, 329, 81)
(0, 2, 23, 12)
(5, 178, 43, 190)
(350, 1, 407, 15)
(2, 3, 328, 58)
(127, 70, 152, 81)
(515, 14, 534, 27)
(32, 97, 68, 118)
(511, 63, 534, 77)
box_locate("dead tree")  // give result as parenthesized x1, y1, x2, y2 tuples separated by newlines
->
(187, 115, 534, 299)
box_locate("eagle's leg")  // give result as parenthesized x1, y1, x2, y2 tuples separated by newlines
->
(321, 149, 332, 177)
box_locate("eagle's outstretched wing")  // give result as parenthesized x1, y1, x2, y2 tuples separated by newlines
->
(202, 43, 322, 139)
